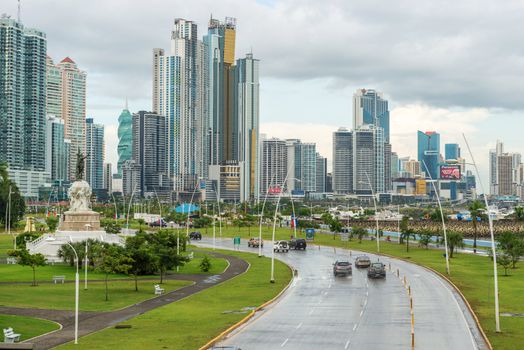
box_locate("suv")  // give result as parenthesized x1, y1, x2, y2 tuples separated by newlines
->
(355, 255, 371, 268)
(248, 237, 263, 248)
(333, 261, 352, 276)
(289, 238, 307, 250)
(273, 240, 289, 252)
(367, 262, 386, 278)
(189, 231, 202, 240)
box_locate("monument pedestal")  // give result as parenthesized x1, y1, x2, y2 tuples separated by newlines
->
(59, 210, 101, 231)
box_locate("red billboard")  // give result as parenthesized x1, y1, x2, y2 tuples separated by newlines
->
(268, 186, 282, 194)
(440, 165, 461, 180)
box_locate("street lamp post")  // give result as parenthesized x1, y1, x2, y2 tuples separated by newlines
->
(288, 178, 302, 239)
(361, 172, 380, 252)
(462, 134, 500, 332)
(126, 183, 137, 235)
(258, 174, 275, 257)
(271, 170, 290, 283)
(84, 240, 88, 290)
(421, 160, 450, 275)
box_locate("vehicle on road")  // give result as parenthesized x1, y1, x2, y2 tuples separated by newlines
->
(367, 262, 386, 278)
(354, 255, 371, 268)
(273, 240, 289, 252)
(333, 260, 352, 276)
(289, 238, 307, 250)
(189, 231, 202, 240)
(149, 219, 167, 227)
(248, 237, 264, 248)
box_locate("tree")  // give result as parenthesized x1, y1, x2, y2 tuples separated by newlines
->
(193, 217, 212, 228)
(58, 241, 87, 267)
(468, 200, 485, 253)
(15, 232, 41, 247)
(46, 216, 59, 232)
(514, 207, 524, 221)
(447, 231, 465, 258)
(147, 230, 189, 283)
(321, 213, 333, 226)
(125, 233, 158, 292)
(418, 230, 433, 249)
(0, 163, 26, 228)
(399, 216, 416, 252)
(136, 218, 145, 231)
(95, 244, 132, 301)
(352, 226, 367, 243)
(497, 253, 512, 276)
(104, 221, 121, 234)
(329, 218, 343, 240)
(199, 255, 212, 272)
(8, 249, 46, 286)
(497, 232, 524, 269)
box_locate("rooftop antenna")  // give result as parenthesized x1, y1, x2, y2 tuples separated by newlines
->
(17, 0, 21, 23)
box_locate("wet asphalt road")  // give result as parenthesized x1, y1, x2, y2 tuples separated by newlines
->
(196, 237, 489, 350)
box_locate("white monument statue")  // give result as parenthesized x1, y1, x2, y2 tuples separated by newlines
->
(67, 180, 92, 212)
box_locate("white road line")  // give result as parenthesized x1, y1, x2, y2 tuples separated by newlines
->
(296, 322, 303, 329)
(309, 309, 314, 315)
(344, 340, 351, 349)
(281, 338, 289, 347)
(359, 310, 363, 317)
(352, 324, 357, 331)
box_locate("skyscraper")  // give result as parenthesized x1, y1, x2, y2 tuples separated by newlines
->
(353, 125, 385, 194)
(153, 18, 204, 195)
(235, 53, 260, 200)
(489, 140, 503, 195)
(497, 154, 513, 196)
(316, 153, 327, 193)
(332, 128, 353, 194)
(46, 56, 87, 180)
(391, 152, 399, 179)
(103, 163, 112, 193)
(1, 17, 49, 197)
(353, 89, 390, 143)
(45, 115, 68, 183)
(117, 103, 133, 175)
(260, 138, 288, 195)
(204, 17, 237, 165)
(445, 143, 460, 160)
(85, 118, 104, 190)
(132, 111, 169, 197)
(286, 140, 317, 193)
(417, 131, 440, 180)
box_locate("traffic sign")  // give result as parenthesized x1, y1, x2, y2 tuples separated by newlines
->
(341, 232, 349, 242)
(305, 228, 315, 241)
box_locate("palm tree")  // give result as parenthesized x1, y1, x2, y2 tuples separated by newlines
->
(514, 207, 524, 221)
(468, 200, 485, 253)
(447, 231, 465, 258)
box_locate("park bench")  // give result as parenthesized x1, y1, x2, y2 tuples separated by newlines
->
(3, 327, 21, 343)
(6, 257, 17, 265)
(154, 284, 164, 295)
(52, 276, 65, 284)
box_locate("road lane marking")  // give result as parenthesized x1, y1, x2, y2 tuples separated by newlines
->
(296, 322, 303, 329)
(309, 309, 314, 315)
(344, 340, 351, 349)
(281, 338, 289, 347)
(359, 310, 363, 317)
(353, 324, 357, 331)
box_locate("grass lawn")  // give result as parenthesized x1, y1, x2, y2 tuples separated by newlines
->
(0, 280, 192, 312)
(210, 226, 523, 350)
(0, 314, 60, 341)
(56, 249, 292, 350)
(0, 233, 14, 258)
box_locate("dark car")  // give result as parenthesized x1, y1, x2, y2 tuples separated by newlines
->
(289, 238, 307, 250)
(333, 260, 352, 276)
(149, 219, 167, 227)
(189, 231, 202, 240)
(367, 262, 386, 279)
(355, 255, 371, 268)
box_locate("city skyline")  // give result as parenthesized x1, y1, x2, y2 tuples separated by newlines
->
(2, 0, 523, 189)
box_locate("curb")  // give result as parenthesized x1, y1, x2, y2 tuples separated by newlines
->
(198, 259, 294, 350)
(369, 250, 493, 350)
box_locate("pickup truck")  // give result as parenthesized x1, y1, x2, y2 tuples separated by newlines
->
(367, 262, 386, 278)
(273, 240, 289, 252)
(248, 237, 263, 248)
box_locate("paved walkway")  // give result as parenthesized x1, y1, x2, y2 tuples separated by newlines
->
(0, 252, 249, 350)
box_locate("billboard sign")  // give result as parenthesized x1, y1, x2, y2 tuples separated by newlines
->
(291, 189, 305, 196)
(440, 165, 461, 180)
(268, 186, 282, 194)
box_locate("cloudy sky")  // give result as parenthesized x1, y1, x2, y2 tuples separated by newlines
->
(5, 0, 524, 187)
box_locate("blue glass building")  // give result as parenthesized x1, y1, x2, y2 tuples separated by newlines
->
(417, 131, 440, 179)
(445, 143, 460, 160)
(353, 89, 390, 143)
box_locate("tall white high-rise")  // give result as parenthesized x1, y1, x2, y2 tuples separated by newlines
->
(332, 128, 353, 194)
(153, 18, 204, 196)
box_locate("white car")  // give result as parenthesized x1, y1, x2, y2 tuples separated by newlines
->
(273, 240, 289, 252)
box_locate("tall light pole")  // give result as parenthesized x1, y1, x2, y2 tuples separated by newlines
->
(361, 171, 380, 252)
(126, 183, 137, 235)
(111, 192, 118, 222)
(421, 160, 450, 275)
(271, 170, 289, 283)
(288, 178, 302, 239)
(462, 134, 500, 332)
(258, 174, 275, 257)
(84, 240, 89, 290)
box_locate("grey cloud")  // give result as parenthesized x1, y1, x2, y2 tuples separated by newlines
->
(4, 0, 524, 113)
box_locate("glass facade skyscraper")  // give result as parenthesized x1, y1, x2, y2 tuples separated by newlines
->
(417, 131, 440, 179)
(445, 143, 460, 160)
(117, 105, 133, 175)
(86, 118, 105, 190)
(353, 89, 390, 143)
